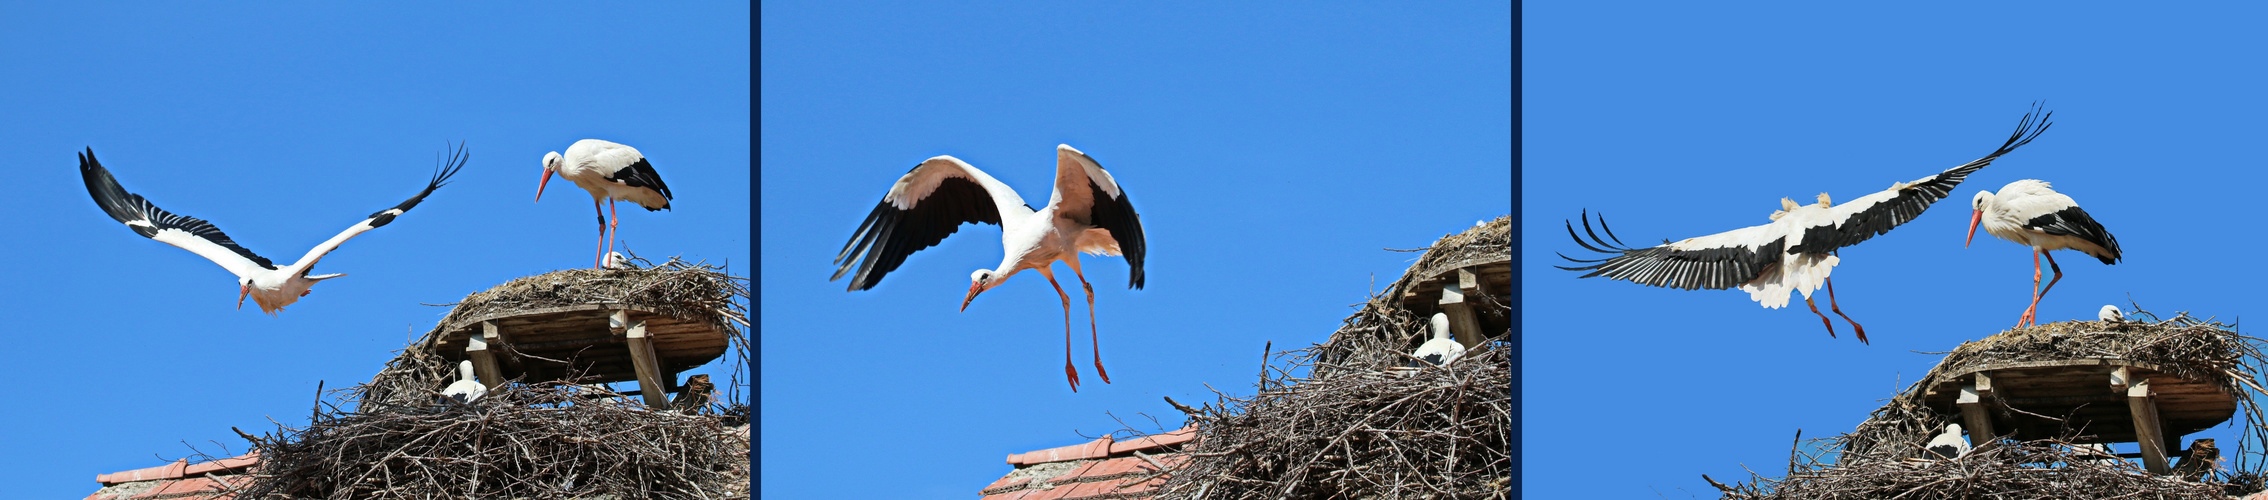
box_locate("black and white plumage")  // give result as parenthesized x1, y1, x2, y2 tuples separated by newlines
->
(1926, 423, 1971, 459)
(1559, 105, 2052, 344)
(1411, 313, 1466, 367)
(80, 144, 467, 315)
(441, 360, 486, 404)
(672, 374, 714, 414)
(832, 144, 1147, 392)
(539, 139, 673, 268)
(1966, 179, 2121, 328)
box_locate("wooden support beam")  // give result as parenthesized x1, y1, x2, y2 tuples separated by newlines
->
(467, 321, 505, 389)
(625, 318, 671, 409)
(1957, 384, 1998, 455)
(1437, 271, 1485, 348)
(2128, 379, 2170, 474)
(2110, 366, 2131, 392)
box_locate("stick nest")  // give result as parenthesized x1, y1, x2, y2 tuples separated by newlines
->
(217, 255, 752, 499)
(1709, 307, 2268, 499)
(233, 383, 750, 499)
(1152, 216, 1511, 499)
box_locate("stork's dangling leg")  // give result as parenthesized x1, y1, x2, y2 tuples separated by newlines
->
(1804, 295, 1838, 340)
(1823, 278, 1867, 345)
(1824, 250, 1866, 344)
(1039, 268, 1080, 392)
(2022, 251, 2066, 328)
(1065, 260, 1109, 385)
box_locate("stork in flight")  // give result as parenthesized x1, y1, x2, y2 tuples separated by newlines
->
(1559, 104, 2052, 344)
(1966, 179, 2121, 328)
(539, 139, 673, 268)
(832, 144, 1147, 392)
(80, 144, 467, 315)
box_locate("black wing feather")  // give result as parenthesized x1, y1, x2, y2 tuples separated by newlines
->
(2026, 206, 2122, 264)
(832, 167, 1005, 291)
(610, 157, 673, 211)
(79, 147, 277, 270)
(1556, 210, 1782, 291)
(1791, 103, 2054, 254)
(367, 142, 468, 229)
(1085, 174, 1146, 290)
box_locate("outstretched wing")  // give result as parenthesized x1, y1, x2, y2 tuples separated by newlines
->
(1789, 103, 2053, 254)
(1050, 144, 1146, 289)
(1557, 210, 1787, 291)
(286, 142, 469, 273)
(80, 147, 276, 279)
(833, 155, 1038, 291)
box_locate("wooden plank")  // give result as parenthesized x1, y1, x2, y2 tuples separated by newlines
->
(1438, 278, 1484, 348)
(2129, 379, 2170, 474)
(1958, 384, 1998, 454)
(468, 322, 503, 389)
(625, 319, 670, 409)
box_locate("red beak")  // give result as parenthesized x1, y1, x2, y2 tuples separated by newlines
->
(537, 169, 555, 203)
(961, 282, 984, 312)
(1965, 209, 1983, 248)
(237, 285, 251, 310)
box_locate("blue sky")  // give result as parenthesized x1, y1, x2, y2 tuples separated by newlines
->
(1525, 3, 2268, 498)
(0, 4, 746, 497)
(760, 2, 1508, 497)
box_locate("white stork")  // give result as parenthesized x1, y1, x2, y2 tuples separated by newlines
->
(1559, 105, 2052, 344)
(1411, 312, 1466, 367)
(79, 144, 467, 315)
(1926, 423, 1971, 459)
(1965, 179, 2121, 328)
(2099, 305, 2125, 323)
(539, 139, 673, 268)
(832, 144, 1146, 392)
(441, 360, 486, 404)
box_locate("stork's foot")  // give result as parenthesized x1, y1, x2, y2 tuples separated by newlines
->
(1850, 321, 1869, 345)
(1065, 360, 1081, 393)
(1094, 360, 1111, 385)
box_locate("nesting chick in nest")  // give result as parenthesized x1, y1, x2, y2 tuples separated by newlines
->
(2099, 304, 2126, 323)
(1926, 423, 1970, 459)
(1410, 313, 1466, 367)
(673, 374, 715, 414)
(441, 360, 486, 404)
(2173, 438, 2218, 480)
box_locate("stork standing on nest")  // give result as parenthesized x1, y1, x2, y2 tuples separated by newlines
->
(442, 360, 486, 404)
(1965, 179, 2122, 328)
(1560, 104, 2052, 344)
(539, 139, 674, 268)
(80, 144, 467, 314)
(832, 144, 1147, 392)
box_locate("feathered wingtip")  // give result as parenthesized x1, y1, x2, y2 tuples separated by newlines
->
(1554, 209, 1634, 272)
(1991, 101, 2055, 158)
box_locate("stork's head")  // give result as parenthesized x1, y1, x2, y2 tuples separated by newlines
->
(537, 151, 564, 203)
(1965, 190, 1994, 247)
(962, 269, 1001, 312)
(237, 278, 254, 311)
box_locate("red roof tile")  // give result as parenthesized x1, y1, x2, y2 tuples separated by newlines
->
(133, 476, 235, 499)
(985, 426, 1197, 500)
(91, 453, 258, 500)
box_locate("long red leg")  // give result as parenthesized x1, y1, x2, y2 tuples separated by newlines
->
(606, 199, 621, 267)
(1041, 270, 1079, 392)
(593, 198, 608, 268)
(1805, 295, 1837, 339)
(2032, 250, 2050, 327)
(2023, 251, 2065, 328)
(1071, 269, 1108, 384)
(1824, 277, 1866, 344)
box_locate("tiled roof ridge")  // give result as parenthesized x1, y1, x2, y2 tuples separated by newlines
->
(1004, 425, 1197, 466)
(94, 451, 260, 486)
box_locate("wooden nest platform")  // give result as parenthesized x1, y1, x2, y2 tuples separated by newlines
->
(416, 257, 748, 408)
(1313, 216, 1510, 375)
(1708, 308, 2268, 499)
(1915, 314, 2251, 471)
